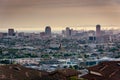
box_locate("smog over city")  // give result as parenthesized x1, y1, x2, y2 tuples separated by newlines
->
(0, 0, 120, 32)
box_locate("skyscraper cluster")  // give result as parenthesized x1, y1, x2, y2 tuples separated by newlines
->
(63, 27, 76, 38)
(0, 25, 118, 43)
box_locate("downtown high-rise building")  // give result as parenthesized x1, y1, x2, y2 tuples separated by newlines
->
(66, 27, 71, 38)
(45, 26, 51, 36)
(8, 28, 15, 36)
(96, 24, 101, 43)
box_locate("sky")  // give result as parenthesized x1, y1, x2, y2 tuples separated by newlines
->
(0, 0, 120, 32)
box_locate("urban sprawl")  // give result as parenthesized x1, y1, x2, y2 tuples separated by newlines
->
(0, 25, 120, 80)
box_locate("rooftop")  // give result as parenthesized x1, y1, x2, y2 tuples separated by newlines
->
(81, 61, 120, 80)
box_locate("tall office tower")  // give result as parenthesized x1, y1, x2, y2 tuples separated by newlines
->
(45, 26, 51, 36)
(96, 24, 101, 43)
(8, 28, 15, 36)
(0, 33, 3, 38)
(66, 27, 71, 38)
(62, 30, 65, 37)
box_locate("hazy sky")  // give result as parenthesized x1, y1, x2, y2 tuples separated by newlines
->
(0, 0, 120, 32)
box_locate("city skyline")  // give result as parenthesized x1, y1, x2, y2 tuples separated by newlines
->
(0, 25, 120, 33)
(0, 0, 120, 31)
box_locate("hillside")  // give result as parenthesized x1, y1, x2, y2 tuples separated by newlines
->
(0, 64, 80, 80)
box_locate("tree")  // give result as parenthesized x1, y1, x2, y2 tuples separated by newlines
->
(73, 65, 79, 70)
(69, 65, 74, 69)
(0, 60, 10, 64)
(0, 49, 2, 54)
(63, 66, 68, 68)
